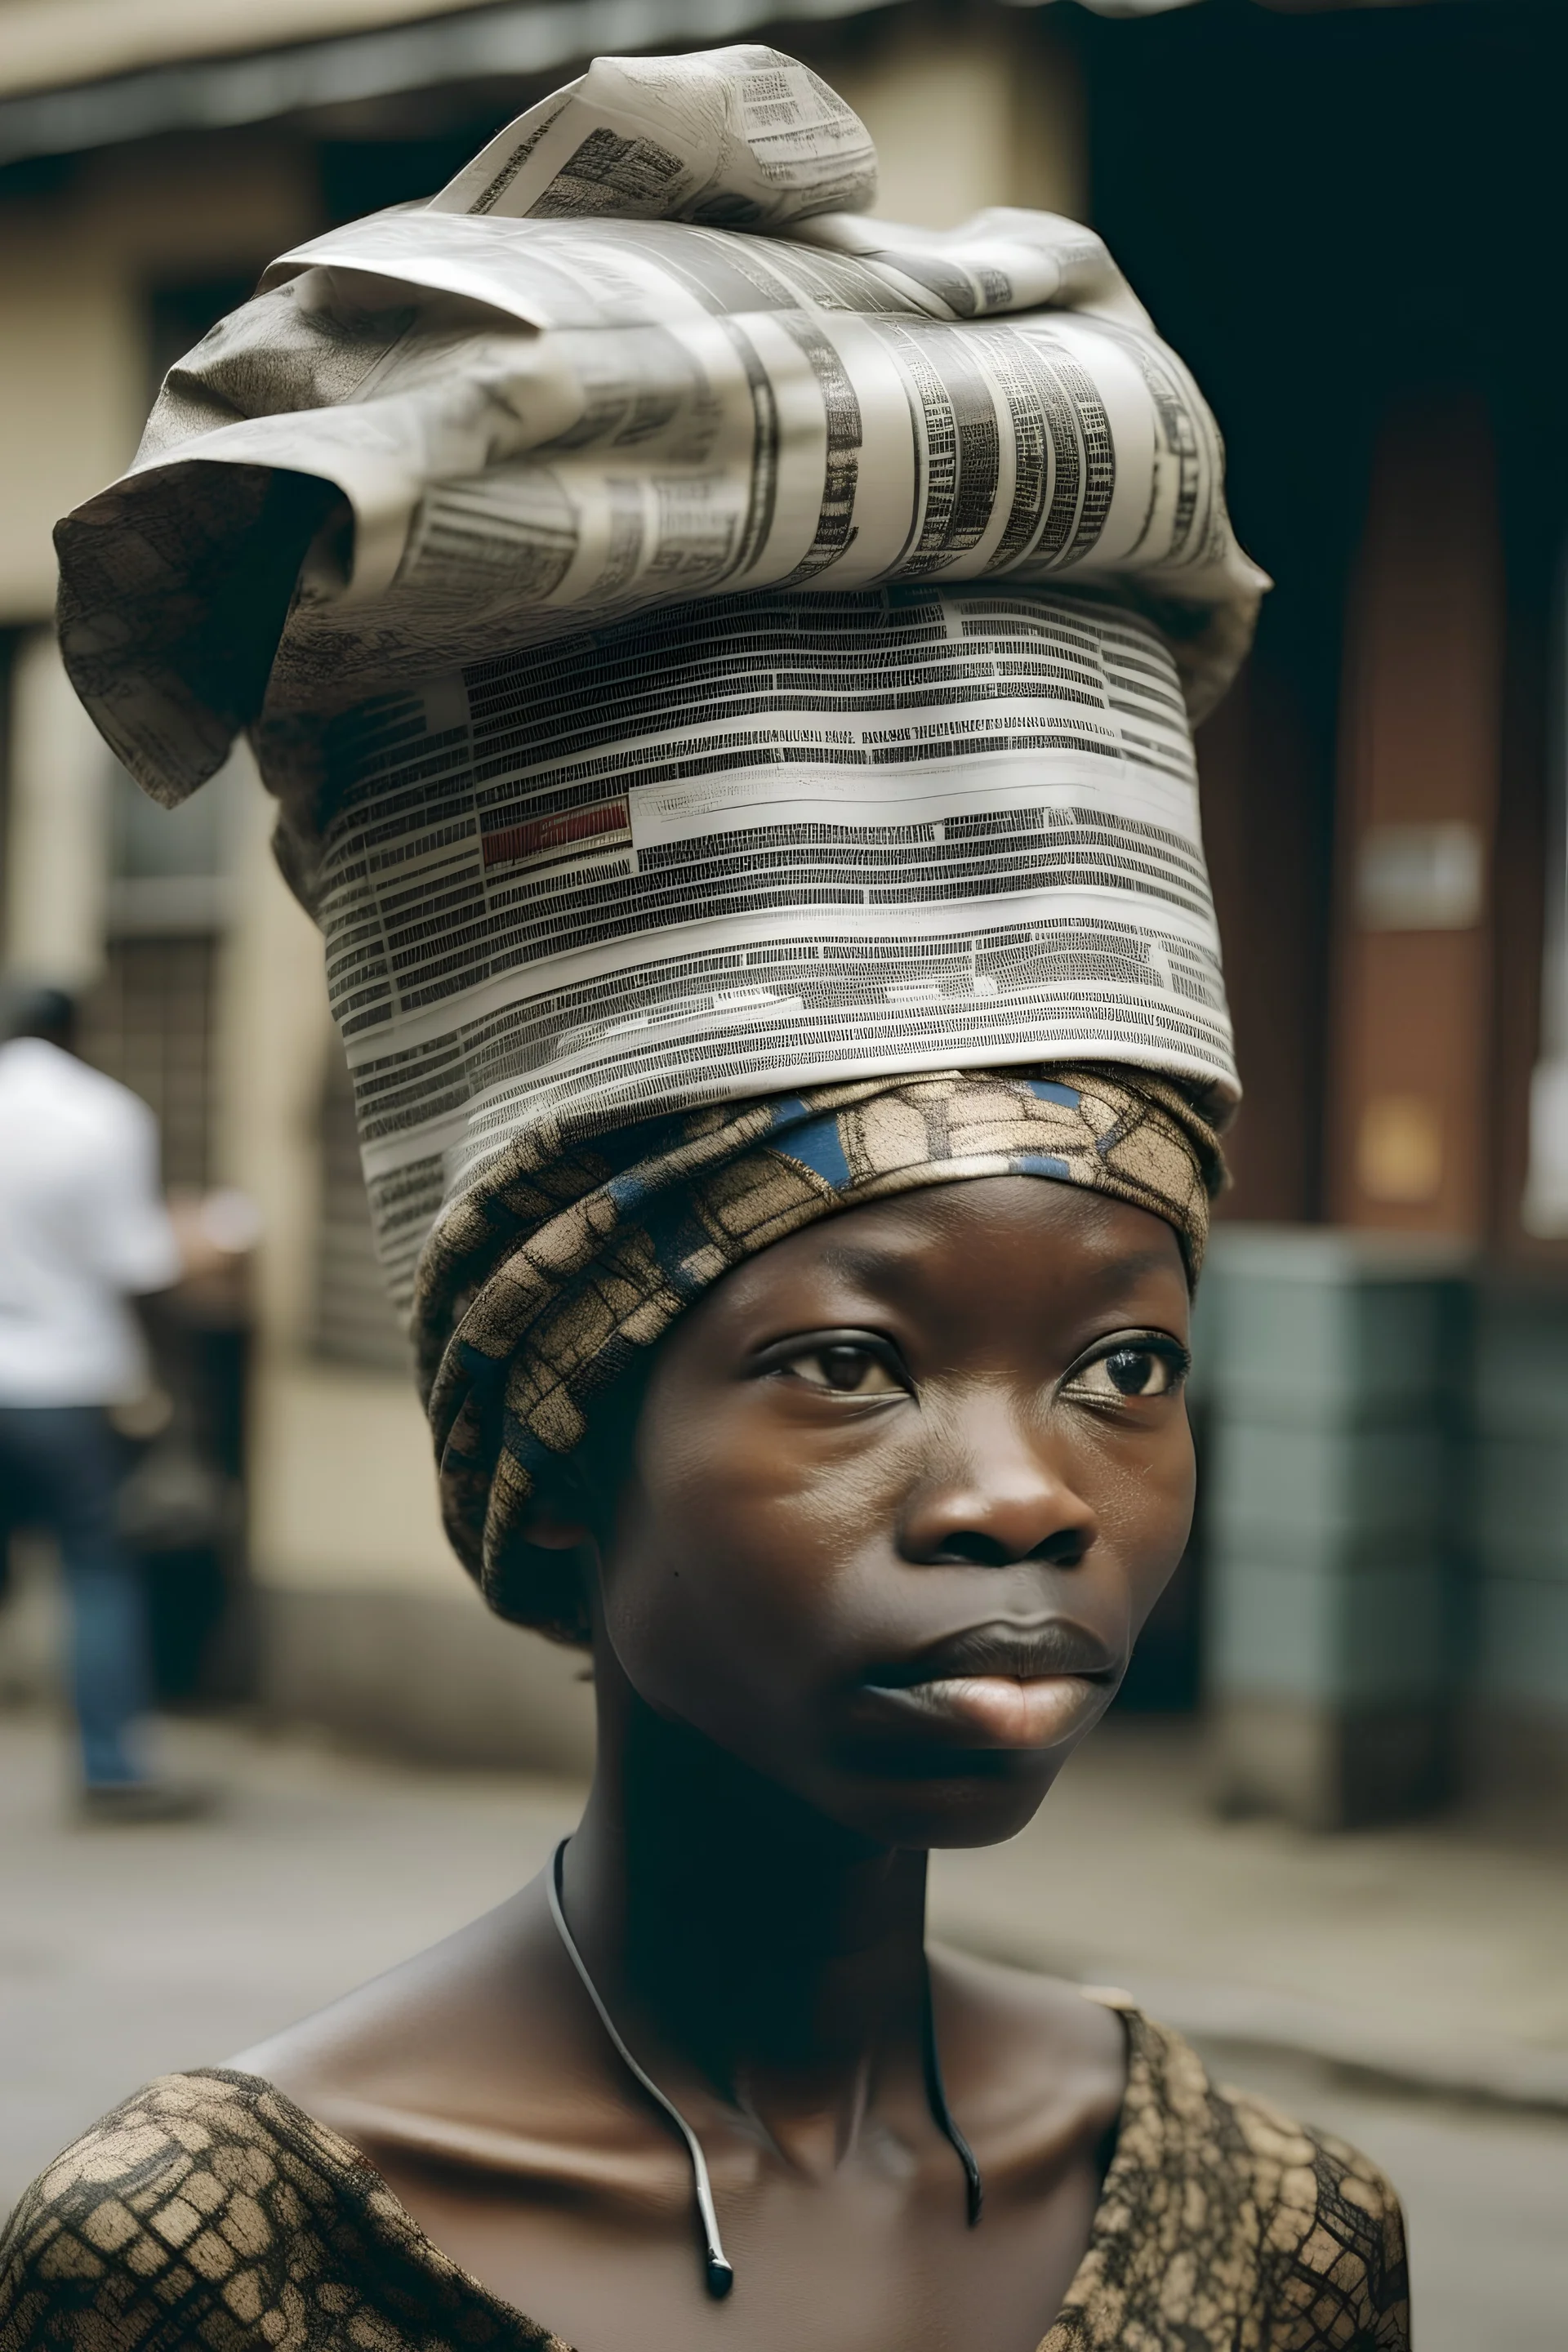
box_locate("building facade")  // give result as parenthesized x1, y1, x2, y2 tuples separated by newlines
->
(1, 0, 1564, 1822)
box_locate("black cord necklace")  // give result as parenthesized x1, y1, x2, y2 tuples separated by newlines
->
(545, 1837, 983, 2302)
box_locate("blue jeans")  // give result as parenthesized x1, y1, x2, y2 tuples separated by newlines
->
(0, 1405, 151, 1785)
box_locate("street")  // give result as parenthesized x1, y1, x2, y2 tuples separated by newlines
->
(4, 1705, 1566, 2348)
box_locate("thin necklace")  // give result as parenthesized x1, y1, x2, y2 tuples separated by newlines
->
(545, 1837, 983, 2302)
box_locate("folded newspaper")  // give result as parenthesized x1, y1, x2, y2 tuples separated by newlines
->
(56, 45, 1264, 1305)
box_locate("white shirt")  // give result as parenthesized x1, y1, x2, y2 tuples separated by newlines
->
(0, 1039, 181, 1407)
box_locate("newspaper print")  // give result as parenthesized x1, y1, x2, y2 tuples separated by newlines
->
(431, 47, 880, 229)
(320, 583, 1232, 1304)
(53, 47, 1258, 1303)
(58, 47, 1264, 817)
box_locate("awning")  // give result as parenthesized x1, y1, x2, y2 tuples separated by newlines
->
(0, 0, 1450, 171)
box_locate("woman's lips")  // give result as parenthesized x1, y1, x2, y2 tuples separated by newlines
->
(852, 1618, 1120, 1752)
(853, 1670, 1107, 1751)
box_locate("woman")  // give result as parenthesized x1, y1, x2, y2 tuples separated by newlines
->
(2, 47, 1406, 2352)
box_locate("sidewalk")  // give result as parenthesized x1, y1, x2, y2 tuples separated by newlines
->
(931, 1716, 1568, 2113)
(5, 1702, 1567, 2352)
(3, 1700, 1564, 2148)
(0, 1708, 579, 2217)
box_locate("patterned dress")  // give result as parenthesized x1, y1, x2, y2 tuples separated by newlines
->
(0, 2007, 1407, 2351)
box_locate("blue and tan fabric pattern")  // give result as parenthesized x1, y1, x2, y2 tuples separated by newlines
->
(421, 1062, 1223, 1639)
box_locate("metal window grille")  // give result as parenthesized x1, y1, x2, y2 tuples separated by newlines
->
(313, 1045, 411, 1373)
(78, 934, 218, 1190)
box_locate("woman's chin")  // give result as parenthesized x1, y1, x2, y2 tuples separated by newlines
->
(816, 1743, 1076, 1851)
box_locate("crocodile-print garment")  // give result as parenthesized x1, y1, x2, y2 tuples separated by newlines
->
(0, 2009, 1408, 2352)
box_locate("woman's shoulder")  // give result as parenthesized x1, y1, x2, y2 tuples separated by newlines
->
(0, 2070, 554, 2352)
(1050, 2001, 1410, 2351)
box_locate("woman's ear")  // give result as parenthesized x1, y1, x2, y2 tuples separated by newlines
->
(516, 1457, 599, 1555)
(518, 1496, 594, 1552)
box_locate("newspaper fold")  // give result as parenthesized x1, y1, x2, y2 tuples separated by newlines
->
(56, 42, 1263, 825)
(55, 46, 1259, 1307)
(430, 46, 880, 226)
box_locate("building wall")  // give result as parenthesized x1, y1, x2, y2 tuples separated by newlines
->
(0, 140, 315, 625)
(3, 632, 111, 982)
(1467, 1281, 1568, 1820)
(15, 7, 1559, 1818)
(0, 4, 1090, 1772)
(831, 6, 1085, 227)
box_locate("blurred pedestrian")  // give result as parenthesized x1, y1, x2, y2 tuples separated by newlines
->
(0, 982, 203, 1820)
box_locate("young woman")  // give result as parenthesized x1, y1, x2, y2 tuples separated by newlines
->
(4, 47, 1406, 2352)
(0, 1076, 1408, 2352)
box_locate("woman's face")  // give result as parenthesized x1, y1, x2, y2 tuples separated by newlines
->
(576, 1176, 1196, 1849)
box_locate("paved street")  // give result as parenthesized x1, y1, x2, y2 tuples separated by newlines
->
(4, 1703, 1566, 2348)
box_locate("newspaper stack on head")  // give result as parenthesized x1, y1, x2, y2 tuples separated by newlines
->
(56, 44, 1264, 1321)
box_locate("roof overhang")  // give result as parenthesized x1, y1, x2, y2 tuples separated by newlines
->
(0, 0, 1458, 173)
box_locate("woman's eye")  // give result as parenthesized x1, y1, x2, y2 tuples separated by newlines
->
(1067, 1344, 1183, 1403)
(788, 1343, 904, 1396)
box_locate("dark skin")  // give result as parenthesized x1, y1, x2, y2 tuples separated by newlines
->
(238, 1177, 1196, 2352)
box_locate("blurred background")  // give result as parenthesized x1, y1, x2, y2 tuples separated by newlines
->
(2, 0, 1566, 2341)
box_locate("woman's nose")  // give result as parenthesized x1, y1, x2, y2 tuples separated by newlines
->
(898, 1404, 1096, 1570)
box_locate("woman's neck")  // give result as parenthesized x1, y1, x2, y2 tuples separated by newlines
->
(560, 1668, 931, 2149)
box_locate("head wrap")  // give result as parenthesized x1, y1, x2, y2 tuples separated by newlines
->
(428, 1063, 1222, 1638)
(55, 46, 1254, 1631)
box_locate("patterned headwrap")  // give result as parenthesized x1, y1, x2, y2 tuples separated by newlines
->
(424, 1063, 1223, 1641)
